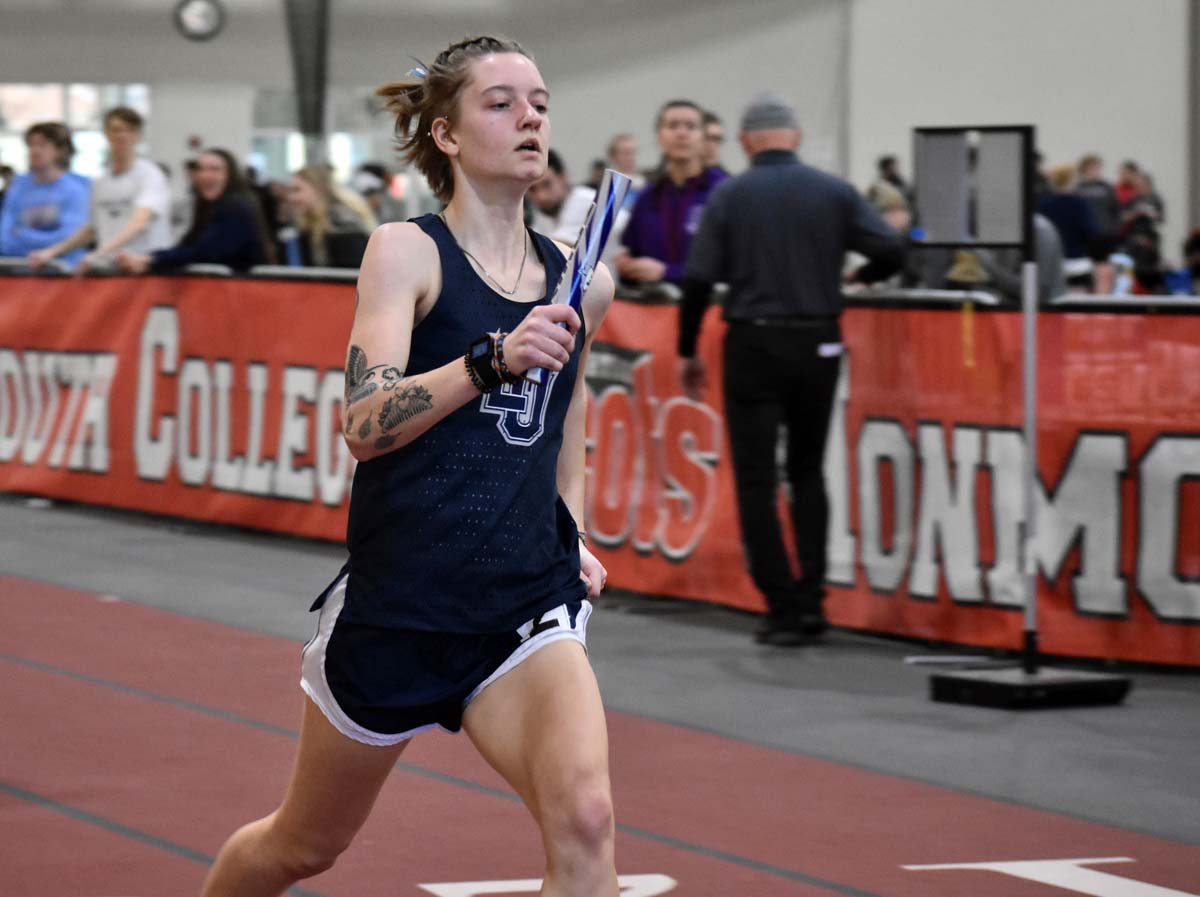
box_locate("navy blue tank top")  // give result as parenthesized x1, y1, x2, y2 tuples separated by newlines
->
(342, 214, 586, 633)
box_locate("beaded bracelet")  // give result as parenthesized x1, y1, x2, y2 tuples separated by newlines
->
(495, 332, 518, 382)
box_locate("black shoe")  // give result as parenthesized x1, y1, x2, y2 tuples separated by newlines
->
(754, 620, 806, 647)
(799, 612, 828, 636)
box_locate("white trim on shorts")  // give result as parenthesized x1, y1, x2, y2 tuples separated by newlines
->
(300, 573, 592, 747)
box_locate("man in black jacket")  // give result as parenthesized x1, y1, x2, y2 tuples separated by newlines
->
(678, 93, 904, 646)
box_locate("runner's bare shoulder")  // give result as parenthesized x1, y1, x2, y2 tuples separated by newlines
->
(358, 221, 441, 319)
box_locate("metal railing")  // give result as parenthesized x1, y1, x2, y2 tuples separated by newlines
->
(846, 287, 1002, 306)
(2, 260, 1197, 311)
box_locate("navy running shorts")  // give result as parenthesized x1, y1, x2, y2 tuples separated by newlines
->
(300, 572, 592, 746)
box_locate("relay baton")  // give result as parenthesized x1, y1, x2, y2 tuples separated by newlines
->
(525, 168, 633, 385)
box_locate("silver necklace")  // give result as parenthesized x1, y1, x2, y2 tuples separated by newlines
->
(438, 213, 528, 296)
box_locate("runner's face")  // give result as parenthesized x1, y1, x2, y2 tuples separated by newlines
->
(444, 52, 550, 189)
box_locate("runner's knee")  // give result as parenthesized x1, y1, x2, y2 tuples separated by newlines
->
(545, 779, 614, 853)
(268, 817, 355, 880)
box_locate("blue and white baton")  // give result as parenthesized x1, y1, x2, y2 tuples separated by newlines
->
(525, 168, 633, 385)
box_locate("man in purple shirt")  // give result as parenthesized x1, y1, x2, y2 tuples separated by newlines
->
(616, 99, 726, 286)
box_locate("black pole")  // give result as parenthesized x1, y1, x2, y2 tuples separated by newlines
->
(283, 0, 330, 165)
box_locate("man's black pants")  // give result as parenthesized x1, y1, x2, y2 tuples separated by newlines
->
(722, 317, 841, 623)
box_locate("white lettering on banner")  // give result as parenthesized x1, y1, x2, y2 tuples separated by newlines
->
(212, 360, 245, 491)
(0, 348, 116, 472)
(70, 354, 116, 472)
(823, 354, 855, 585)
(656, 396, 722, 561)
(585, 348, 721, 560)
(177, 358, 212, 486)
(22, 351, 58, 465)
(129, 306, 351, 503)
(242, 362, 274, 495)
(418, 874, 677, 896)
(858, 419, 915, 592)
(273, 367, 317, 501)
(986, 431, 1128, 613)
(904, 856, 1199, 896)
(582, 345, 1199, 623)
(1138, 436, 1200, 620)
(135, 306, 178, 480)
(315, 370, 351, 507)
(911, 424, 984, 602)
(0, 349, 26, 462)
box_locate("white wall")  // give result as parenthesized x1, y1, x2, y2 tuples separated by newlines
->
(325, 0, 848, 180)
(144, 84, 256, 194)
(1, 0, 1191, 253)
(849, 0, 1191, 255)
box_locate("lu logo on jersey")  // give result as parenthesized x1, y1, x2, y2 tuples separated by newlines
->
(480, 371, 559, 447)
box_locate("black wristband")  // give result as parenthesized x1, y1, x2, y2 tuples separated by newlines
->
(465, 335, 504, 392)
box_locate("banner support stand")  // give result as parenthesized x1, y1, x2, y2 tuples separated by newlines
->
(920, 125, 1133, 708)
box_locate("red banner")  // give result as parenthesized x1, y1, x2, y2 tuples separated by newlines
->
(3, 276, 1198, 665)
(0, 276, 354, 541)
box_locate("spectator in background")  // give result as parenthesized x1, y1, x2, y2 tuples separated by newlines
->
(617, 99, 725, 288)
(352, 162, 406, 223)
(526, 148, 595, 243)
(166, 159, 198, 241)
(606, 133, 641, 184)
(605, 132, 643, 211)
(1037, 163, 1101, 287)
(28, 106, 171, 274)
(701, 110, 729, 177)
(1075, 153, 1119, 249)
(1120, 170, 1165, 232)
(116, 148, 274, 273)
(1114, 160, 1141, 208)
(971, 214, 1067, 305)
(1120, 215, 1166, 294)
(278, 164, 376, 268)
(868, 154, 912, 205)
(584, 158, 606, 190)
(1183, 228, 1200, 290)
(1032, 151, 1050, 198)
(0, 164, 15, 213)
(245, 165, 280, 237)
(678, 92, 903, 646)
(0, 122, 90, 268)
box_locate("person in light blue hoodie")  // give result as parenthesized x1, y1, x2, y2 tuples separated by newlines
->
(0, 122, 90, 268)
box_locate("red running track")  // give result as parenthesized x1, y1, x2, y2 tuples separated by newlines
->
(1, 574, 1198, 897)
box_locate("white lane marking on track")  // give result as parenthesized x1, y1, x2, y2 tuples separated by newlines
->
(418, 873, 677, 896)
(904, 857, 1200, 897)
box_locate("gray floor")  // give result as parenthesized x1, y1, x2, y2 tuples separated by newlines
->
(4, 494, 1199, 847)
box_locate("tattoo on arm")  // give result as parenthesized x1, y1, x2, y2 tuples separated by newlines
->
(344, 344, 409, 407)
(377, 384, 434, 433)
(344, 345, 433, 450)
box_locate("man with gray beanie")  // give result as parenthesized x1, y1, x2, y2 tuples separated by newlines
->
(677, 92, 903, 647)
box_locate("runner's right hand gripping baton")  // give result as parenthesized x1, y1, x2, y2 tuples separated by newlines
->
(525, 168, 633, 385)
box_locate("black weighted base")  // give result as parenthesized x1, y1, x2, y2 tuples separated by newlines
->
(930, 666, 1133, 709)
